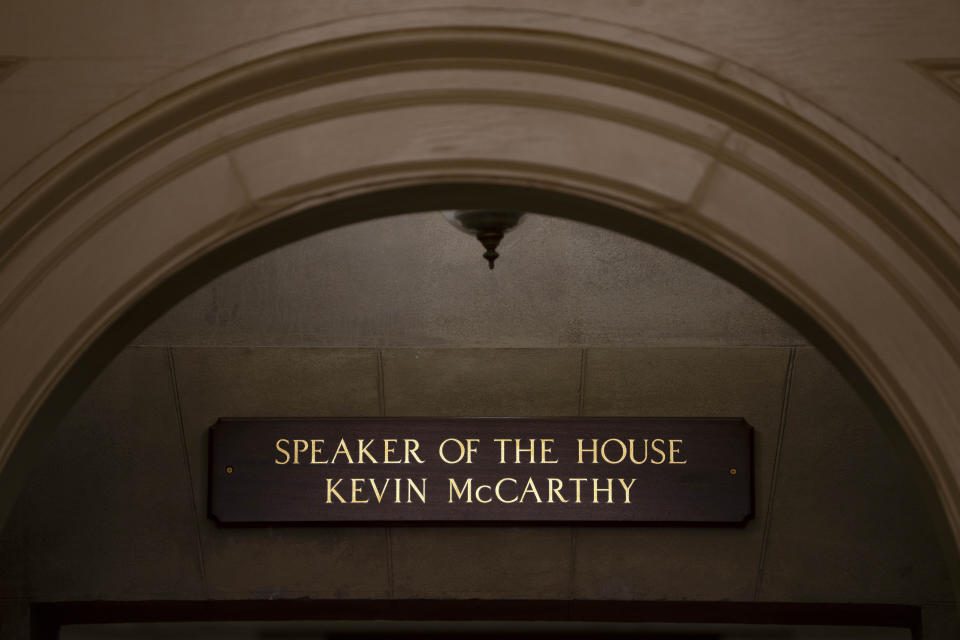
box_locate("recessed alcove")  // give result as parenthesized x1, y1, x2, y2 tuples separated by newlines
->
(0, 213, 951, 637)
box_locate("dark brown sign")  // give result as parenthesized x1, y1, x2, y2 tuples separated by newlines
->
(209, 418, 752, 524)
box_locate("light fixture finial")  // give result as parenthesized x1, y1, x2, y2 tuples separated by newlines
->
(442, 210, 526, 269)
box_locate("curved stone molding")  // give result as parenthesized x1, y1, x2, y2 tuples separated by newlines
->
(910, 58, 960, 105)
(0, 57, 24, 85)
(1, 9, 959, 585)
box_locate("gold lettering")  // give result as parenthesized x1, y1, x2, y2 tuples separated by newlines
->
(570, 478, 588, 503)
(494, 438, 510, 463)
(650, 438, 666, 464)
(601, 438, 627, 464)
(476, 482, 492, 504)
(274, 439, 290, 464)
(449, 478, 472, 503)
(404, 439, 424, 464)
(465, 439, 479, 464)
(515, 439, 536, 463)
(669, 439, 687, 464)
(630, 439, 649, 464)
(326, 478, 346, 503)
(497, 439, 555, 463)
(495, 477, 518, 503)
(547, 478, 568, 503)
(578, 439, 598, 464)
(310, 439, 326, 464)
(593, 478, 614, 503)
(356, 439, 377, 464)
(351, 478, 369, 503)
(331, 439, 354, 464)
(293, 439, 309, 464)
(407, 478, 427, 503)
(439, 438, 466, 464)
(370, 478, 390, 503)
(541, 439, 558, 464)
(618, 478, 636, 504)
(520, 477, 543, 503)
(383, 439, 401, 463)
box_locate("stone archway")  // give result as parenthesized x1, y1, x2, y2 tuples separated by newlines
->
(1, 8, 959, 586)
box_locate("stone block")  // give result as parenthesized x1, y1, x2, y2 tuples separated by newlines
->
(391, 527, 571, 599)
(230, 104, 712, 204)
(575, 347, 790, 600)
(0, 600, 30, 640)
(19, 347, 204, 600)
(0, 496, 26, 598)
(198, 525, 390, 599)
(171, 347, 388, 597)
(381, 348, 581, 416)
(758, 348, 955, 603)
(922, 605, 960, 640)
(171, 347, 381, 430)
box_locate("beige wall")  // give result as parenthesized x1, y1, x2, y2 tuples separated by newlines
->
(0, 344, 951, 610)
(2, 2, 959, 210)
(1, 3, 959, 637)
(1, 217, 955, 635)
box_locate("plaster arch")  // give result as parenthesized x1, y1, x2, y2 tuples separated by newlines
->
(1, 8, 959, 586)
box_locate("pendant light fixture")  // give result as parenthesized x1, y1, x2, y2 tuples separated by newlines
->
(442, 210, 526, 269)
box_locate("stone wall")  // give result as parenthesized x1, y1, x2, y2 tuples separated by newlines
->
(1, 215, 956, 636)
(0, 346, 951, 608)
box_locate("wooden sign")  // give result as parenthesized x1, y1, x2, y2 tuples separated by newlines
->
(208, 418, 753, 524)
